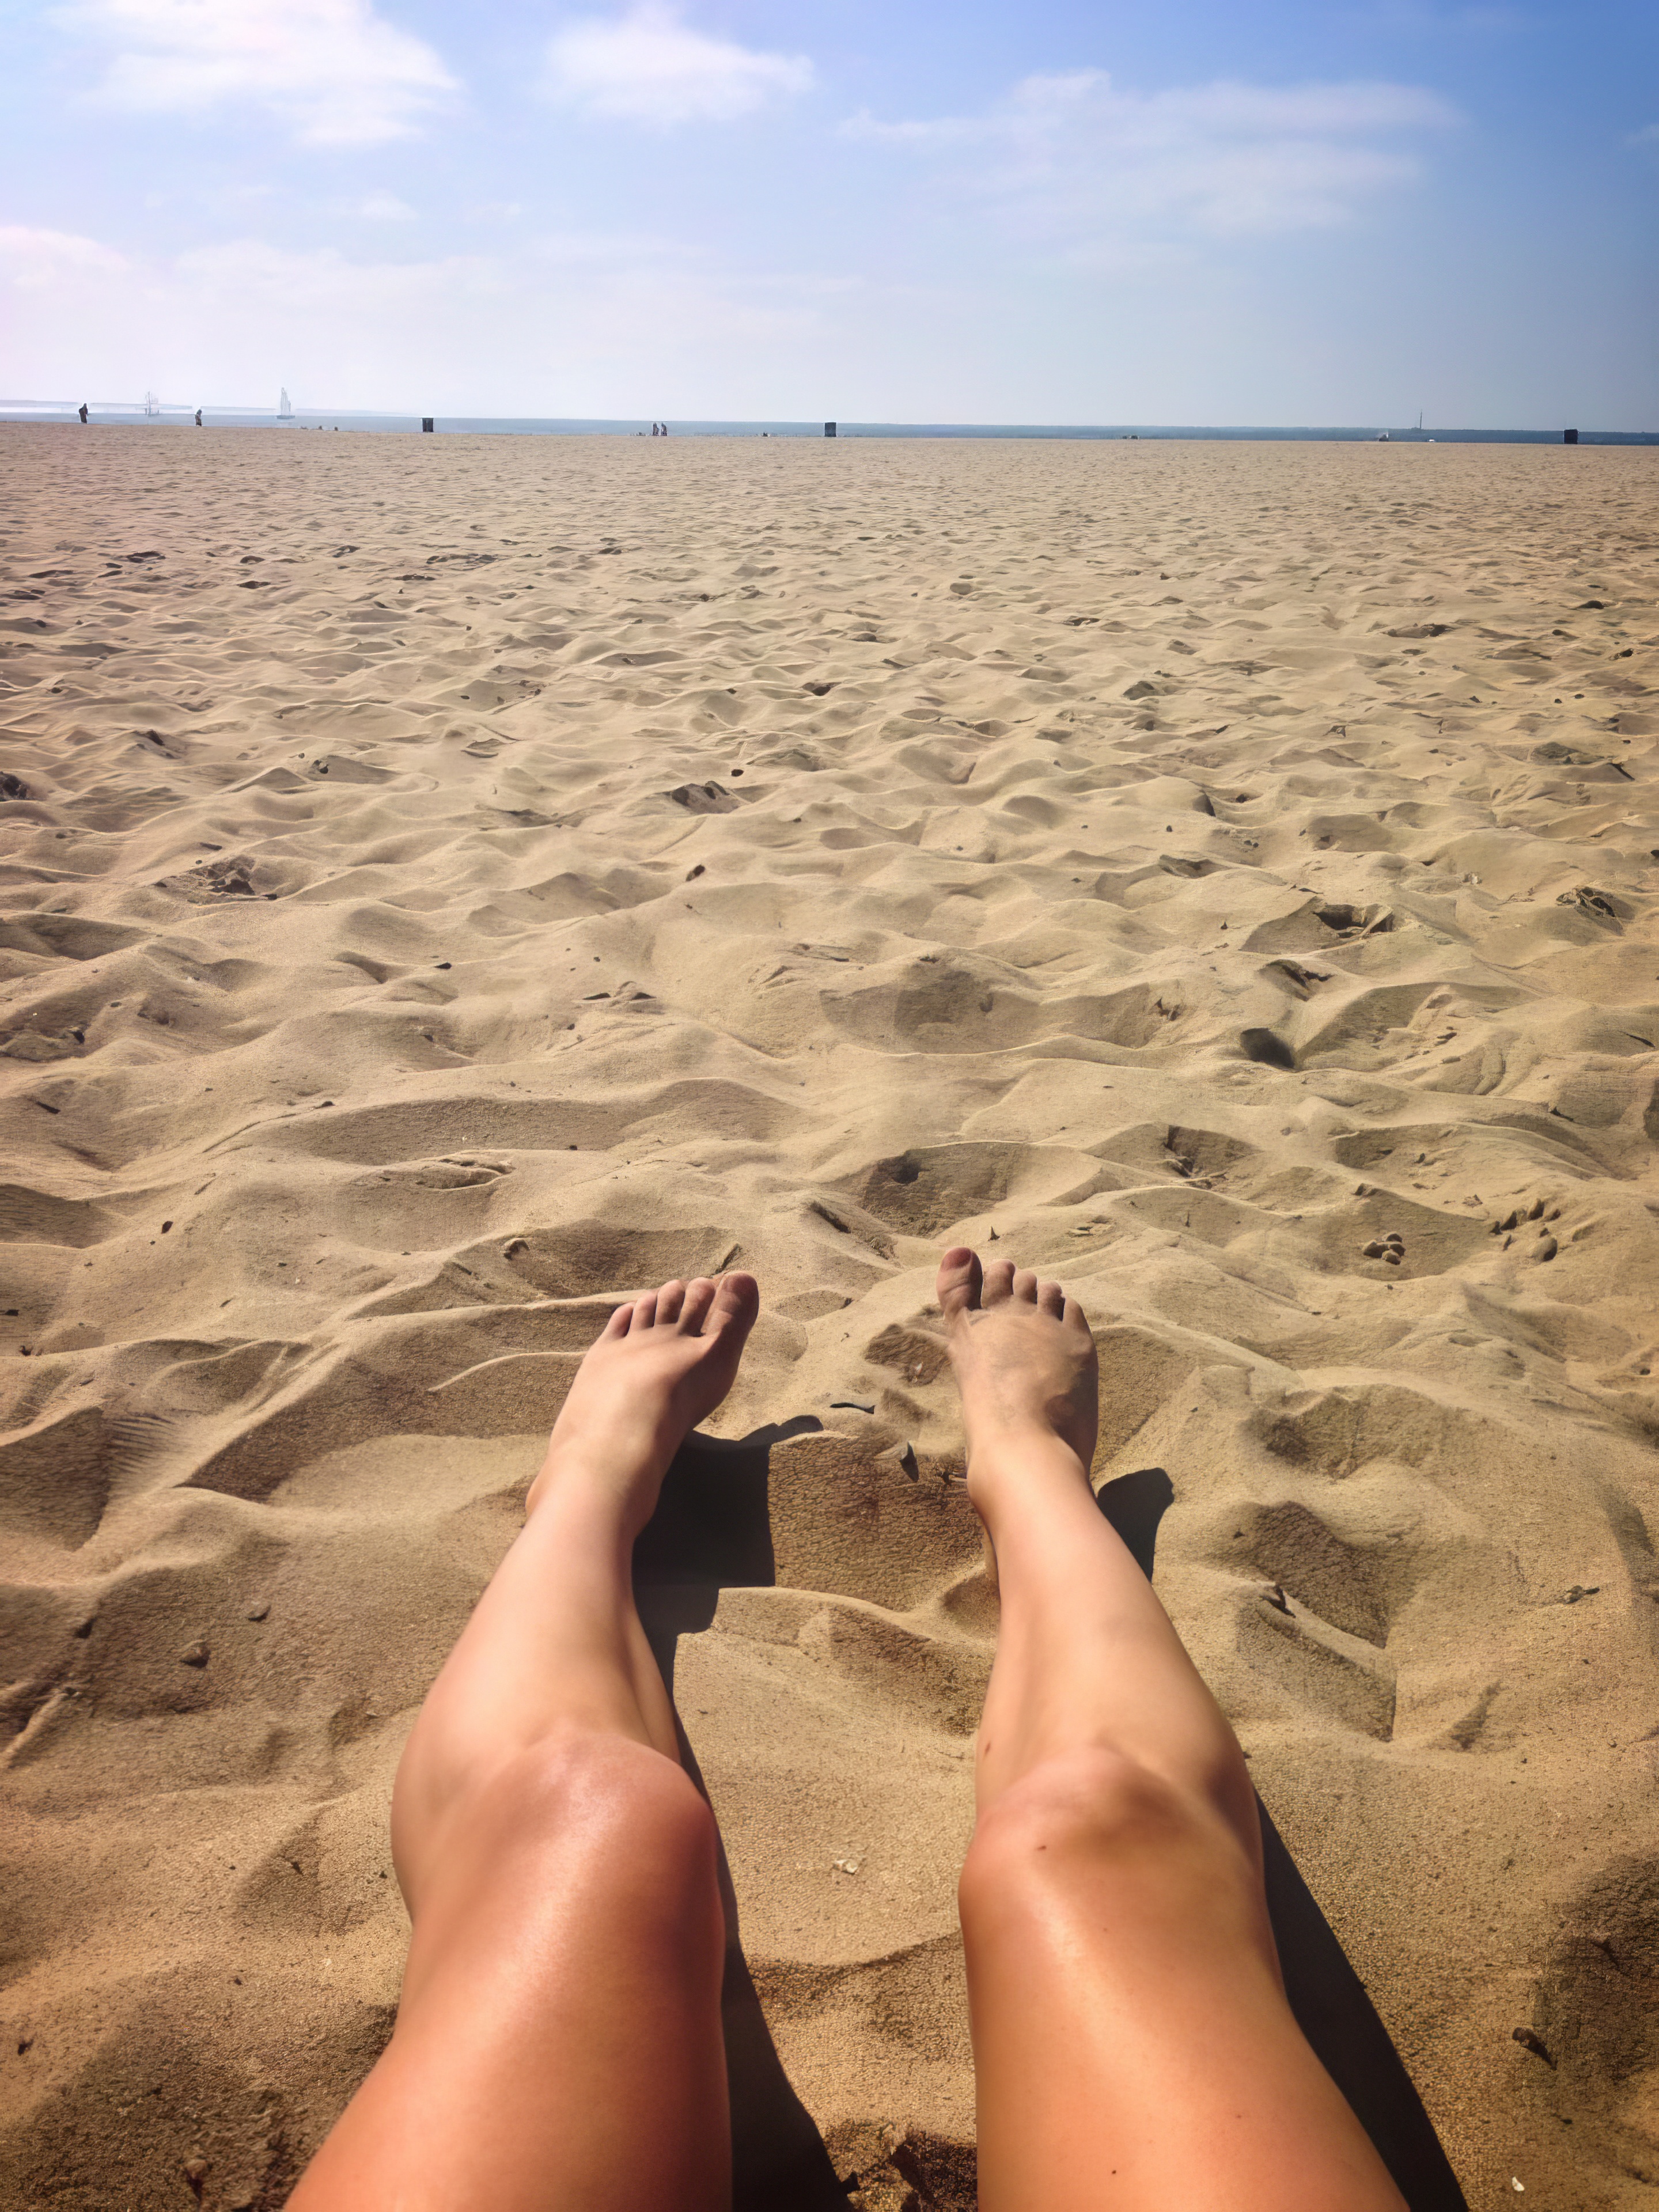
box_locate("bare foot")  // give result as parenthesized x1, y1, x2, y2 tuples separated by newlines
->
(937, 1248, 1099, 1517)
(527, 1274, 760, 1533)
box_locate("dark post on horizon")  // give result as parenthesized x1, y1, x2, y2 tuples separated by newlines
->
(422, 417, 434, 433)
(825, 421, 836, 437)
(1564, 428, 1578, 444)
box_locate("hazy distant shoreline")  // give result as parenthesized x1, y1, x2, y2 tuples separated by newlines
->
(3, 408, 1655, 444)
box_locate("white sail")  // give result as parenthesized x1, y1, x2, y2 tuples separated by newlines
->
(278, 387, 293, 419)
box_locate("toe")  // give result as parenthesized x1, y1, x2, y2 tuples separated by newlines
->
(982, 1259, 1016, 1306)
(707, 1271, 760, 1342)
(937, 1246, 982, 1321)
(1038, 1278, 1065, 1317)
(628, 1290, 659, 1332)
(656, 1279, 687, 1325)
(601, 1300, 634, 1339)
(1013, 1269, 1039, 1304)
(677, 1277, 718, 1333)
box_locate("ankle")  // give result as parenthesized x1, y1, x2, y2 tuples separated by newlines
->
(965, 1426, 1093, 1515)
(526, 1438, 669, 1531)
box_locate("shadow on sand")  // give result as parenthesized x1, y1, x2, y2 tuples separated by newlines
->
(634, 1434, 1467, 2212)
(1103, 1468, 1468, 2212)
(634, 1419, 851, 2211)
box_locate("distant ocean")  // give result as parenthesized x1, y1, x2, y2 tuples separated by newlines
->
(4, 406, 1656, 445)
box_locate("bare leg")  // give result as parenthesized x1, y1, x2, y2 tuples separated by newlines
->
(290, 1274, 760, 2212)
(940, 1249, 1406, 2212)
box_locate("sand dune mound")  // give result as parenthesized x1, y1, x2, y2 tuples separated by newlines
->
(1, 428, 1657, 2209)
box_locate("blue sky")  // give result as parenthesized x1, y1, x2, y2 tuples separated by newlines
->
(2, 1, 1655, 423)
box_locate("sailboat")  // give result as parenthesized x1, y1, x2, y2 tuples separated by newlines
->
(278, 387, 293, 421)
(143, 389, 161, 418)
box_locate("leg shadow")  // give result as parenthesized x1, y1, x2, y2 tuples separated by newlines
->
(634, 1422, 852, 2212)
(1098, 1469, 1469, 2212)
(1097, 1464, 1175, 1580)
(1259, 1808, 1468, 2211)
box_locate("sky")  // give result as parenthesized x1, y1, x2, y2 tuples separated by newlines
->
(1, 0, 1656, 425)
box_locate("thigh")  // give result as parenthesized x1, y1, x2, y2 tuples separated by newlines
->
(291, 1738, 730, 2212)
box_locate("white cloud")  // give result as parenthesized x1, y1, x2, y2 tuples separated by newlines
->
(1, 206, 1647, 431)
(355, 190, 415, 218)
(53, 0, 458, 145)
(0, 224, 833, 414)
(0, 224, 129, 286)
(173, 235, 465, 310)
(543, 4, 810, 124)
(846, 69, 1457, 243)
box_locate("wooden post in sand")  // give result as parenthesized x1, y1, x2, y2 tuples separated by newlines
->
(824, 421, 837, 438)
(1563, 428, 1578, 444)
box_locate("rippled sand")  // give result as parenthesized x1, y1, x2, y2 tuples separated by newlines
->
(2, 426, 1657, 2210)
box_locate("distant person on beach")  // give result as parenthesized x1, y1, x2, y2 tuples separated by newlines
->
(78, 403, 88, 423)
(289, 1253, 1407, 2212)
(194, 408, 202, 427)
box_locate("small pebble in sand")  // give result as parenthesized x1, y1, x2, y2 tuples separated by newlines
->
(180, 1641, 210, 1668)
(1537, 1236, 1558, 1262)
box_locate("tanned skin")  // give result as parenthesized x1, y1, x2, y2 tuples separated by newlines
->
(291, 1258, 1404, 2212)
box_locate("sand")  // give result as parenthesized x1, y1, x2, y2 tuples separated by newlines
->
(0, 423, 1656, 2211)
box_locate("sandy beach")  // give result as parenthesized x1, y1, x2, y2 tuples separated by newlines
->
(2, 425, 1657, 2210)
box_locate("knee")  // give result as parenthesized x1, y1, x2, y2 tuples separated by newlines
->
(497, 1732, 717, 1865)
(396, 1731, 720, 1922)
(959, 1749, 1254, 1934)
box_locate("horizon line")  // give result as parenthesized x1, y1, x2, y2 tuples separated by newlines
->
(4, 404, 1654, 441)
